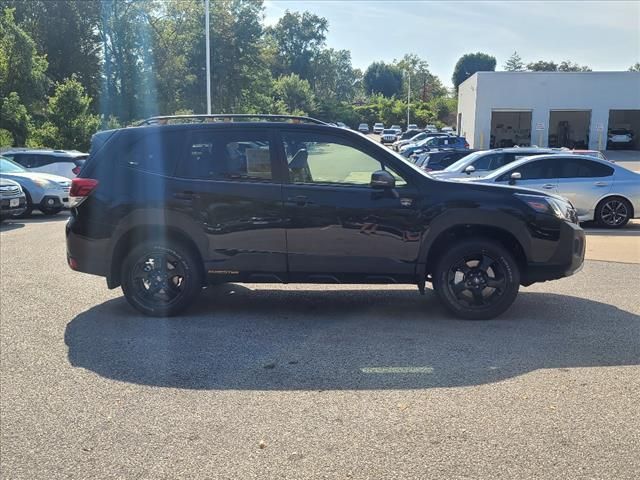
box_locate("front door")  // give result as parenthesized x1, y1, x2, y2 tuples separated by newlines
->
(495, 158, 559, 193)
(279, 130, 423, 279)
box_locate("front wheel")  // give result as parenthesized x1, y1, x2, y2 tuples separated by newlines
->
(121, 241, 203, 316)
(433, 238, 520, 320)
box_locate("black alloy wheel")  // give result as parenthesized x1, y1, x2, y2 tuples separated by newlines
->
(596, 197, 631, 228)
(433, 239, 520, 320)
(121, 242, 203, 316)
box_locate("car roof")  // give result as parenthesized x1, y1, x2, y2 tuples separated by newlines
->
(3, 149, 88, 158)
(484, 153, 618, 179)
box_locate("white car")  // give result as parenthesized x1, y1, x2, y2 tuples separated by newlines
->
(430, 148, 559, 180)
(441, 126, 455, 135)
(390, 125, 402, 135)
(380, 129, 398, 145)
(407, 124, 418, 131)
(3, 149, 88, 179)
(465, 154, 640, 228)
(358, 123, 370, 133)
(607, 129, 634, 149)
(373, 123, 385, 134)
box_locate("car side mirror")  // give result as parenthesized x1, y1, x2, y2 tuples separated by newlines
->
(370, 170, 396, 189)
(464, 165, 476, 175)
(509, 171, 522, 185)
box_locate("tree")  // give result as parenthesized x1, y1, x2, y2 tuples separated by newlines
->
(2, 0, 102, 101)
(629, 63, 640, 72)
(311, 48, 359, 103)
(31, 76, 99, 150)
(503, 51, 525, 71)
(452, 52, 496, 90)
(558, 60, 591, 72)
(526, 60, 558, 71)
(394, 53, 447, 102)
(0, 7, 48, 106)
(0, 92, 30, 146)
(273, 73, 315, 114)
(363, 62, 403, 97)
(267, 10, 328, 81)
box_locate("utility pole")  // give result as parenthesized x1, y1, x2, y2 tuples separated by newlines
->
(205, 0, 211, 114)
(404, 70, 411, 127)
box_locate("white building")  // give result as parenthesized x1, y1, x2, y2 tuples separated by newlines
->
(457, 71, 640, 151)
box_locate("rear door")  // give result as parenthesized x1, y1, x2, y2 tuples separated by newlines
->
(172, 127, 287, 276)
(555, 157, 614, 216)
(278, 128, 424, 278)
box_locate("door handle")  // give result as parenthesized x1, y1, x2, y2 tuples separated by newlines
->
(542, 184, 555, 189)
(173, 191, 197, 200)
(287, 195, 312, 206)
(594, 182, 608, 187)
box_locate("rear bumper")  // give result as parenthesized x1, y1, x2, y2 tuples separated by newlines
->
(522, 221, 585, 285)
(65, 216, 110, 278)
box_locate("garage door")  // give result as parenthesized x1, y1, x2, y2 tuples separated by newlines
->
(548, 110, 591, 149)
(490, 111, 532, 148)
(608, 110, 640, 150)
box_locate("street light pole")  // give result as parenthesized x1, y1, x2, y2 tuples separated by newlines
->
(407, 72, 410, 127)
(205, 0, 211, 114)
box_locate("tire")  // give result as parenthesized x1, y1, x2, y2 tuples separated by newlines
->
(121, 241, 203, 317)
(12, 189, 33, 219)
(40, 207, 63, 216)
(433, 238, 520, 320)
(595, 196, 632, 229)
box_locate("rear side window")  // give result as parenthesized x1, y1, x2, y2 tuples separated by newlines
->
(125, 131, 183, 175)
(177, 129, 273, 181)
(557, 159, 614, 178)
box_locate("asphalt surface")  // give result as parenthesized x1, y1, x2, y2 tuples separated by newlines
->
(1, 215, 639, 479)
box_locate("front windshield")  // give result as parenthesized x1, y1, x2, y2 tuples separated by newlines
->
(0, 157, 28, 173)
(443, 151, 482, 172)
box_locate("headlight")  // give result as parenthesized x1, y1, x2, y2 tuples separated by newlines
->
(32, 178, 56, 189)
(515, 193, 575, 221)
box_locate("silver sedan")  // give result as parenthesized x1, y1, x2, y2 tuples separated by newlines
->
(460, 154, 640, 228)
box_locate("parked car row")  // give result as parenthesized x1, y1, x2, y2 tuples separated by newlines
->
(0, 156, 71, 218)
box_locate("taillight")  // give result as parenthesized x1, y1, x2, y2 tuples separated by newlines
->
(69, 178, 98, 207)
(464, 142, 469, 148)
(72, 166, 81, 176)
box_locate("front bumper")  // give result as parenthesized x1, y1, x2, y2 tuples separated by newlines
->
(0, 196, 27, 218)
(522, 221, 585, 285)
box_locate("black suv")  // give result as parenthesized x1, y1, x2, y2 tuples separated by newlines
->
(66, 115, 585, 320)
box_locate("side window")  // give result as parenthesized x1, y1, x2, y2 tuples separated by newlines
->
(126, 130, 183, 175)
(489, 154, 511, 170)
(557, 159, 614, 178)
(499, 159, 556, 181)
(282, 132, 406, 186)
(179, 130, 273, 181)
(472, 154, 495, 171)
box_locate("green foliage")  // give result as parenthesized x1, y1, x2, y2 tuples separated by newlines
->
(395, 53, 447, 102)
(267, 10, 328, 81)
(526, 60, 558, 71)
(31, 77, 99, 150)
(503, 51, 525, 71)
(558, 60, 591, 72)
(363, 62, 403, 97)
(452, 52, 496, 90)
(273, 74, 316, 114)
(629, 63, 640, 72)
(0, 7, 48, 106)
(0, 92, 30, 146)
(0, 127, 12, 146)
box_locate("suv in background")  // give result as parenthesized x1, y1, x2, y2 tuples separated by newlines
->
(413, 149, 475, 171)
(373, 123, 385, 134)
(67, 114, 584, 320)
(380, 129, 399, 145)
(3, 149, 88, 179)
(0, 156, 70, 217)
(607, 129, 634, 149)
(358, 123, 370, 133)
(400, 136, 468, 157)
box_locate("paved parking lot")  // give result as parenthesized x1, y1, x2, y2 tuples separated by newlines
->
(1, 214, 639, 479)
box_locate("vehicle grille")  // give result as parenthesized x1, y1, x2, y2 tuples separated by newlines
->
(0, 186, 21, 197)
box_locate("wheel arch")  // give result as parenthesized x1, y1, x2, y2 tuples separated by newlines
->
(593, 193, 635, 221)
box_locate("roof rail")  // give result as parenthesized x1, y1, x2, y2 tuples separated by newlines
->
(136, 114, 328, 127)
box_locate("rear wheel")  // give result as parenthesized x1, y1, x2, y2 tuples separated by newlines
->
(433, 238, 520, 320)
(121, 241, 203, 317)
(595, 197, 632, 228)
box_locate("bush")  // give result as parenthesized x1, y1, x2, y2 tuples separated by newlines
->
(0, 128, 13, 147)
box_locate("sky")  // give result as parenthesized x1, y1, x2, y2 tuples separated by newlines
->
(264, 0, 640, 87)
